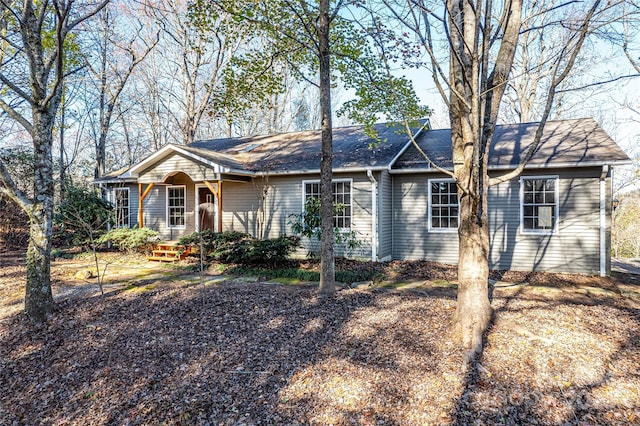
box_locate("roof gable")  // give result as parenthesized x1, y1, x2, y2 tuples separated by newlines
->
(122, 144, 248, 178)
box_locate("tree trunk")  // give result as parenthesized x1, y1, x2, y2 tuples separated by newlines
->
(454, 181, 492, 357)
(25, 110, 55, 323)
(318, 0, 335, 295)
(59, 94, 66, 200)
(446, 0, 497, 358)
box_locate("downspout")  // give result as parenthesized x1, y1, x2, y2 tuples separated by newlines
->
(101, 184, 112, 249)
(367, 169, 378, 262)
(599, 165, 609, 277)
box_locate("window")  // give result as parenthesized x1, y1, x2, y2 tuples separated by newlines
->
(303, 180, 352, 228)
(113, 188, 130, 228)
(521, 176, 558, 233)
(428, 179, 459, 231)
(167, 186, 186, 228)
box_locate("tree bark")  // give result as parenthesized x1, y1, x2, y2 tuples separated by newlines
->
(25, 109, 55, 323)
(318, 0, 335, 295)
(0, 0, 108, 323)
(454, 178, 492, 356)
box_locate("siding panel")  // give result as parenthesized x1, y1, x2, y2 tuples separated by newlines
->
(392, 174, 459, 263)
(379, 170, 393, 260)
(141, 181, 197, 240)
(221, 173, 374, 259)
(138, 153, 219, 183)
(392, 167, 605, 274)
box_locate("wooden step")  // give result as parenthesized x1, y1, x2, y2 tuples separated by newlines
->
(152, 250, 180, 256)
(147, 256, 180, 262)
(147, 242, 191, 262)
(156, 244, 179, 251)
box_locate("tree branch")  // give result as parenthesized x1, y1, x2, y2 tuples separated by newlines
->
(489, 0, 602, 187)
(0, 97, 33, 133)
(0, 157, 32, 212)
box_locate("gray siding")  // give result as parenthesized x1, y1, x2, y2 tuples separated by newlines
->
(138, 153, 219, 184)
(392, 173, 460, 263)
(129, 185, 139, 228)
(109, 149, 611, 274)
(392, 167, 607, 274)
(141, 179, 198, 241)
(488, 168, 601, 274)
(107, 184, 139, 228)
(378, 170, 393, 260)
(223, 173, 374, 259)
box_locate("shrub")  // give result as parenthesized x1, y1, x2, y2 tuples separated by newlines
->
(96, 227, 160, 253)
(179, 230, 251, 263)
(289, 197, 361, 251)
(241, 235, 300, 267)
(178, 231, 299, 267)
(55, 184, 113, 247)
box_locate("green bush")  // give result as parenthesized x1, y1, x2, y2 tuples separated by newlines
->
(179, 230, 251, 263)
(55, 183, 113, 247)
(289, 197, 361, 250)
(241, 236, 300, 267)
(96, 227, 160, 253)
(178, 231, 299, 267)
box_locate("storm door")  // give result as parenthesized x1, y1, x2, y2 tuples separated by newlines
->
(197, 187, 216, 231)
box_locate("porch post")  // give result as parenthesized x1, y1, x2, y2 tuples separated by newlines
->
(217, 181, 223, 232)
(203, 180, 223, 232)
(138, 183, 155, 228)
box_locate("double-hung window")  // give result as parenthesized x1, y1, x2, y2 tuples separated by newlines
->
(428, 179, 459, 232)
(521, 176, 558, 233)
(167, 186, 186, 228)
(303, 179, 352, 228)
(113, 188, 130, 228)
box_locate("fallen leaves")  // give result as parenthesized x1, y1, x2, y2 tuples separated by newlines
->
(0, 254, 639, 425)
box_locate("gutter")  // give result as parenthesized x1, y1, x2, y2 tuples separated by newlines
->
(388, 159, 633, 174)
(254, 165, 388, 177)
(367, 169, 378, 262)
(599, 165, 609, 277)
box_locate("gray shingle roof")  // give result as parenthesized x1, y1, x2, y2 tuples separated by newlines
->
(108, 118, 629, 181)
(393, 118, 630, 170)
(187, 121, 423, 173)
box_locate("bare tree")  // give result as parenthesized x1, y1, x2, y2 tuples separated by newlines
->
(130, 54, 176, 149)
(0, 0, 109, 323)
(144, 0, 248, 145)
(84, 1, 158, 177)
(380, 0, 613, 356)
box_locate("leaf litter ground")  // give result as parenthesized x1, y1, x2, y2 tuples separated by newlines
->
(0, 254, 639, 425)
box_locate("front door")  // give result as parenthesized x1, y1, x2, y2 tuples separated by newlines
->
(198, 187, 216, 231)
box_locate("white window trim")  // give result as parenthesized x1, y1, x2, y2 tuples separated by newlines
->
(428, 178, 459, 233)
(301, 178, 353, 230)
(519, 175, 559, 235)
(113, 187, 130, 228)
(166, 185, 187, 230)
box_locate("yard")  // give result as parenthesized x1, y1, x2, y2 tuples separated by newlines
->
(1, 252, 639, 425)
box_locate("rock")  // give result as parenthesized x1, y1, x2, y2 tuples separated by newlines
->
(74, 269, 94, 280)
